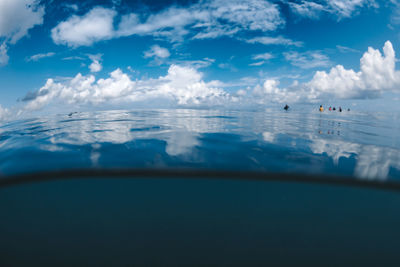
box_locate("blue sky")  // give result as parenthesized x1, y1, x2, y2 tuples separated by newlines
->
(1, 0, 400, 117)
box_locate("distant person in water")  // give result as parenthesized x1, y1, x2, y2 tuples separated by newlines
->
(339, 107, 342, 112)
(319, 105, 324, 112)
(284, 104, 289, 110)
(329, 106, 332, 111)
(347, 108, 350, 111)
(333, 107, 336, 111)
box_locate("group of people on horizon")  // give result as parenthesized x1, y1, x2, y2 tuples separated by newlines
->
(283, 104, 350, 112)
(319, 105, 349, 112)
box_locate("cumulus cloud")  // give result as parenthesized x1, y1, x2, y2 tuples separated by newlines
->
(0, 0, 44, 65)
(88, 54, 102, 72)
(289, 0, 378, 20)
(26, 52, 55, 62)
(17, 40, 400, 111)
(51, 0, 284, 46)
(307, 41, 400, 99)
(253, 79, 303, 103)
(252, 41, 400, 102)
(284, 51, 331, 69)
(51, 7, 116, 47)
(23, 65, 229, 111)
(144, 45, 170, 59)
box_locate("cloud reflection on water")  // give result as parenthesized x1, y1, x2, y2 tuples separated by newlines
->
(0, 108, 399, 180)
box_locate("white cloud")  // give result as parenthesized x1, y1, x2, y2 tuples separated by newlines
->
(192, 26, 240, 40)
(336, 45, 361, 53)
(23, 64, 230, 111)
(252, 79, 303, 103)
(62, 56, 85, 61)
(252, 41, 400, 102)
(328, 0, 378, 18)
(0, 42, 9, 66)
(249, 52, 274, 66)
(0, 0, 44, 43)
(52, 0, 284, 46)
(18, 40, 400, 111)
(217, 62, 237, 72)
(130, 0, 283, 39)
(88, 54, 102, 72)
(144, 45, 170, 59)
(27, 52, 55, 62)
(191, 0, 284, 40)
(0, 0, 44, 65)
(389, 0, 400, 26)
(307, 41, 400, 99)
(289, 0, 378, 20)
(249, 61, 265, 66)
(246, 36, 303, 47)
(252, 52, 274, 61)
(174, 58, 215, 69)
(208, 0, 284, 31)
(288, 1, 325, 19)
(51, 7, 116, 47)
(64, 3, 78, 11)
(284, 51, 331, 69)
(117, 8, 195, 41)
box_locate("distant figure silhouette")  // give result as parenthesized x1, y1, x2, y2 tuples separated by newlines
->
(284, 104, 289, 110)
(329, 106, 332, 111)
(347, 108, 350, 111)
(319, 105, 324, 112)
(339, 107, 342, 112)
(333, 107, 336, 111)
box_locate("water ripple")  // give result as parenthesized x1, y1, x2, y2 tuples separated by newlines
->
(0, 109, 399, 181)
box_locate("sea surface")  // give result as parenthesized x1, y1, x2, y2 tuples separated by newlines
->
(2, 108, 400, 265)
(0, 108, 399, 181)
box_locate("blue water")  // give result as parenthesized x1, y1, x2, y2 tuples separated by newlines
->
(0, 108, 399, 180)
(2, 108, 400, 265)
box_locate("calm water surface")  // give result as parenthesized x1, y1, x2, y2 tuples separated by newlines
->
(2, 108, 400, 265)
(1, 108, 399, 180)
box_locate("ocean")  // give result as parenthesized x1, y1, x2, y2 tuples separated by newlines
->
(0, 108, 399, 180)
(1, 108, 400, 265)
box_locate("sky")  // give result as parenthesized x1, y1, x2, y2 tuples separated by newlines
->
(1, 0, 400, 118)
